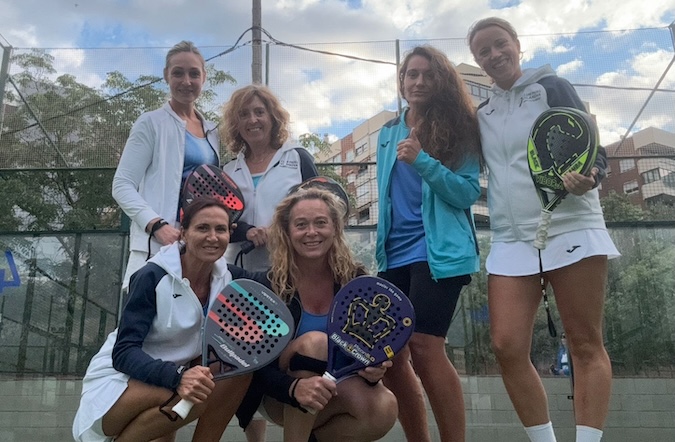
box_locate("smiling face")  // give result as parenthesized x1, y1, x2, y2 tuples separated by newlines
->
(164, 51, 206, 106)
(181, 206, 230, 265)
(470, 25, 522, 90)
(401, 54, 435, 109)
(288, 198, 336, 262)
(236, 95, 273, 150)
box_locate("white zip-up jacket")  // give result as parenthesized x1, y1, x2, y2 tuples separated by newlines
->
(477, 65, 608, 243)
(112, 102, 220, 255)
(72, 242, 242, 441)
(222, 142, 317, 271)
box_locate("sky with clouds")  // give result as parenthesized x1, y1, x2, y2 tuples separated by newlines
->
(1, 0, 674, 146)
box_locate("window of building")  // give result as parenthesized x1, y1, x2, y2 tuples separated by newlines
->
(345, 149, 355, 162)
(358, 207, 370, 223)
(619, 159, 635, 173)
(355, 142, 368, 157)
(357, 183, 369, 198)
(642, 168, 661, 184)
(606, 164, 612, 177)
(623, 180, 639, 195)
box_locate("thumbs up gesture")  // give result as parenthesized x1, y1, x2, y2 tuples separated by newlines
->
(396, 127, 422, 164)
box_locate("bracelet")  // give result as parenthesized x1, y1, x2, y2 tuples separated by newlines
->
(289, 379, 307, 412)
(149, 219, 169, 237)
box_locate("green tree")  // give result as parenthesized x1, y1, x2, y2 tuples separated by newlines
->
(600, 191, 644, 222)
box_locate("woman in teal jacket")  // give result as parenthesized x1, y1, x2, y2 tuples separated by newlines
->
(376, 45, 482, 442)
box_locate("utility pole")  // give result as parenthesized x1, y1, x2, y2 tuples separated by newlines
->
(252, 0, 262, 84)
(0, 43, 13, 141)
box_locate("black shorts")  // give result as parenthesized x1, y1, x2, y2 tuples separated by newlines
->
(378, 261, 470, 337)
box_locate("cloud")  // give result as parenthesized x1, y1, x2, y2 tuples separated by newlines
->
(0, 0, 673, 144)
(557, 59, 584, 76)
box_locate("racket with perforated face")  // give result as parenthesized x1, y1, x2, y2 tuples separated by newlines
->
(306, 276, 414, 414)
(181, 164, 245, 224)
(171, 279, 293, 419)
(289, 176, 351, 221)
(527, 107, 599, 249)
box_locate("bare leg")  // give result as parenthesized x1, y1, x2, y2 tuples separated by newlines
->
(409, 332, 464, 442)
(244, 417, 268, 442)
(103, 380, 198, 442)
(489, 274, 552, 427)
(548, 256, 612, 429)
(192, 375, 253, 442)
(382, 345, 432, 442)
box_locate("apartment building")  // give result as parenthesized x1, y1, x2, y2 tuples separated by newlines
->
(599, 127, 675, 208)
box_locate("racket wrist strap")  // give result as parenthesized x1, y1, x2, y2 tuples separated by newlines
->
(150, 219, 169, 237)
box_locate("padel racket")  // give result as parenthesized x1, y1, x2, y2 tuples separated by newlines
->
(181, 164, 245, 224)
(289, 176, 351, 221)
(308, 275, 414, 414)
(239, 176, 352, 257)
(171, 279, 293, 419)
(527, 107, 599, 250)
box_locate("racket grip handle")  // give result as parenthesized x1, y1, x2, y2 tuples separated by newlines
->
(172, 399, 194, 420)
(534, 210, 552, 250)
(241, 240, 255, 254)
(306, 372, 338, 415)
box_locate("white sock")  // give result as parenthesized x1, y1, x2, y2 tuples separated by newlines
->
(524, 422, 557, 442)
(576, 425, 603, 442)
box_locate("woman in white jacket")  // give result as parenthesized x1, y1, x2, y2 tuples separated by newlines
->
(72, 198, 253, 442)
(468, 17, 619, 442)
(112, 41, 220, 290)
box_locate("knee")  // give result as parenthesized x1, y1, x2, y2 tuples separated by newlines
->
(290, 331, 327, 360)
(357, 388, 399, 439)
(566, 332, 607, 363)
(490, 332, 527, 364)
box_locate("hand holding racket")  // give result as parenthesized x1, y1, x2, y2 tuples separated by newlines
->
(307, 275, 414, 414)
(527, 107, 599, 250)
(171, 279, 293, 419)
(181, 164, 245, 225)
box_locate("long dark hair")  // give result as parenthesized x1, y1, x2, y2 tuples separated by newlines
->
(399, 45, 482, 169)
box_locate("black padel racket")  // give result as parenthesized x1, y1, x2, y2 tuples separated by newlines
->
(172, 279, 293, 419)
(527, 107, 599, 250)
(527, 107, 599, 337)
(289, 176, 351, 221)
(181, 164, 245, 224)
(308, 275, 414, 413)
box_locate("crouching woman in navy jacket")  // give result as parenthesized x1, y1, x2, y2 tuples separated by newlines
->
(73, 198, 254, 442)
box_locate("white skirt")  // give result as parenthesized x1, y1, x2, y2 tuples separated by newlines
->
(486, 228, 620, 277)
(72, 377, 129, 442)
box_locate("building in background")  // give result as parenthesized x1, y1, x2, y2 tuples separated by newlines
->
(600, 127, 675, 208)
(315, 63, 491, 226)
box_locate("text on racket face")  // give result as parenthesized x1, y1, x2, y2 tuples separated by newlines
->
(214, 335, 251, 368)
(330, 332, 384, 366)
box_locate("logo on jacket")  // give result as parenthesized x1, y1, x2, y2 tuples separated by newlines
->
(485, 109, 495, 115)
(519, 90, 541, 107)
(173, 293, 182, 298)
(566, 245, 581, 253)
(280, 159, 298, 169)
(380, 141, 390, 148)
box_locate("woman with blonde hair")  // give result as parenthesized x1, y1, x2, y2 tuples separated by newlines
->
(236, 188, 398, 442)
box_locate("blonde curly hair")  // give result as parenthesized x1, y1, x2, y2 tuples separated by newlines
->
(267, 188, 364, 302)
(220, 84, 291, 154)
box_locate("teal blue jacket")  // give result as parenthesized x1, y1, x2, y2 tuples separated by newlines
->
(376, 110, 481, 280)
